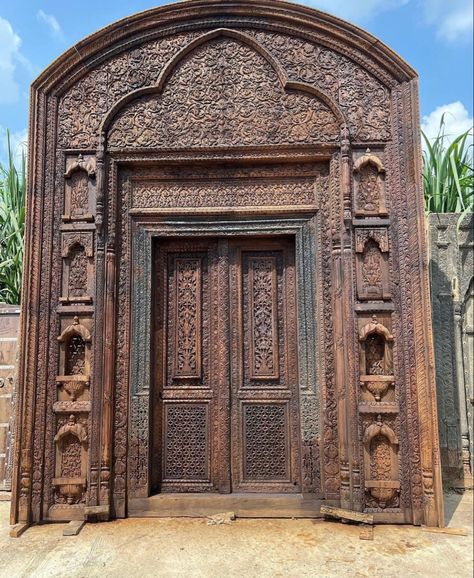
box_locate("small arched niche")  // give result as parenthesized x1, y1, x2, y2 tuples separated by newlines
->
(359, 316, 394, 402)
(353, 150, 388, 217)
(56, 317, 92, 402)
(363, 417, 400, 509)
(53, 414, 88, 505)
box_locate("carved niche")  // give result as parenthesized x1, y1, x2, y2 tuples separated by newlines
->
(53, 414, 88, 505)
(353, 150, 387, 217)
(363, 416, 400, 509)
(60, 232, 94, 304)
(359, 316, 394, 402)
(355, 228, 391, 300)
(56, 317, 92, 403)
(63, 155, 96, 222)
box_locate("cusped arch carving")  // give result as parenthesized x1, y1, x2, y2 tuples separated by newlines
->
(101, 29, 347, 136)
(104, 32, 345, 149)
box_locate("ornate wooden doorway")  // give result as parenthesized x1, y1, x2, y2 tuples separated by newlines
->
(152, 237, 301, 496)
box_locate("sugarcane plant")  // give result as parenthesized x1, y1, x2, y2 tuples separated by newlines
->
(422, 114, 473, 222)
(0, 130, 26, 305)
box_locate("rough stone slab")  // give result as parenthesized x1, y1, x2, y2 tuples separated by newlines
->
(63, 520, 85, 536)
(359, 524, 374, 540)
(9, 523, 28, 538)
(206, 511, 236, 525)
(320, 505, 374, 525)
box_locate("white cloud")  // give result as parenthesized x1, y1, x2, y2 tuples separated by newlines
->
(420, 0, 473, 43)
(302, 0, 409, 22)
(421, 102, 473, 148)
(37, 9, 64, 40)
(0, 17, 23, 104)
(0, 126, 27, 169)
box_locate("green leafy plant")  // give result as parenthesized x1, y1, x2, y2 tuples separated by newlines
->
(0, 130, 26, 304)
(422, 114, 473, 221)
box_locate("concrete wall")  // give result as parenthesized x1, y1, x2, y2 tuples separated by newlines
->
(429, 213, 473, 486)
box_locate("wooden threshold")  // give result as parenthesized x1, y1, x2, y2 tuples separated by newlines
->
(128, 493, 329, 518)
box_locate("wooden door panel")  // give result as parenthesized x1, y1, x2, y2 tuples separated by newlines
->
(154, 237, 300, 495)
(154, 240, 223, 492)
(230, 240, 301, 493)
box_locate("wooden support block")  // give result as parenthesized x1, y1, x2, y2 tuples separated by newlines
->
(421, 526, 467, 536)
(84, 505, 109, 522)
(63, 520, 85, 536)
(359, 524, 374, 540)
(9, 523, 29, 538)
(320, 505, 374, 525)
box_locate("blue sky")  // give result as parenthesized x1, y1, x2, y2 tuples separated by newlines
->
(0, 0, 472, 162)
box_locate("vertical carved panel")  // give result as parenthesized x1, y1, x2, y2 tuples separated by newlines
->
(173, 258, 202, 379)
(249, 257, 279, 379)
(243, 404, 288, 481)
(163, 404, 209, 481)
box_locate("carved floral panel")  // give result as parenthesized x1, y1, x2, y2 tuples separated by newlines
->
(108, 38, 339, 149)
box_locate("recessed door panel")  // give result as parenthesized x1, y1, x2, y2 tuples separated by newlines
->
(153, 237, 300, 494)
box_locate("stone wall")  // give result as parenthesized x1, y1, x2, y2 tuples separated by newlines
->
(429, 213, 473, 486)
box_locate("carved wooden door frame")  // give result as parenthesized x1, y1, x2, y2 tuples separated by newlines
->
(124, 192, 322, 510)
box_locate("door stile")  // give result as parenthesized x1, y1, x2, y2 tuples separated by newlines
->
(215, 239, 231, 493)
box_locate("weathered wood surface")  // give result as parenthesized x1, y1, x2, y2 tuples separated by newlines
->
(320, 505, 374, 524)
(10, 0, 444, 528)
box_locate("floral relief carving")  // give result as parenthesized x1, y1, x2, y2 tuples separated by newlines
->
(248, 31, 392, 142)
(174, 259, 202, 378)
(250, 257, 278, 378)
(107, 39, 339, 149)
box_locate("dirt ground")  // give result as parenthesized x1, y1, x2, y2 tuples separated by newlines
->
(0, 492, 472, 578)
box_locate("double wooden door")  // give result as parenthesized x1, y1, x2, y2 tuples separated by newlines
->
(152, 237, 301, 494)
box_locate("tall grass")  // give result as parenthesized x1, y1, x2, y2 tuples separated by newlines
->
(422, 114, 473, 220)
(0, 130, 26, 305)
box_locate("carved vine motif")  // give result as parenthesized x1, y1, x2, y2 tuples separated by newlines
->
(370, 435, 391, 480)
(174, 259, 201, 378)
(107, 38, 340, 149)
(61, 434, 82, 478)
(250, 258, 278, 378)
(132, 180, 316, 209)
(249, 30, 392, 141)
(68, 172, 89, 218)
(68, 246, 88, 297)
(58, 28, 392, 148)
(243, 404, 288, 480)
